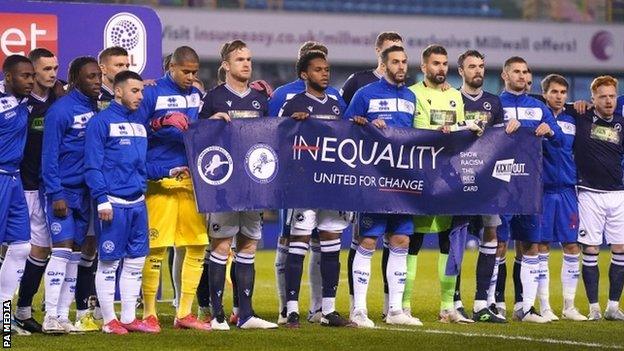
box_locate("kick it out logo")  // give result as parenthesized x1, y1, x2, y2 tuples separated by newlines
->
(197, 146, 233, 185)
(491, 158, 528, 182)
(104, 12, 147, 73)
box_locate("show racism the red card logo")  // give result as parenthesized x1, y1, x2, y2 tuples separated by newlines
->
(0, 13, 58, 65)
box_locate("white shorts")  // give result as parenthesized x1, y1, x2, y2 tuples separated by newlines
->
(578, 189, 624, 246)
(290, 209, 350, 236)
(482, 215, 502, 228)
(25, 190, 50, 248)
(209, 211, 262, 240)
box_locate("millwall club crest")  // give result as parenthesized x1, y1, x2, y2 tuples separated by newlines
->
(245, 143, 278, 184)
(332, 105, 340, 115)
(197, 146, 233, 185)
(252, 100, 261, 109)
(483, 101, 492, 111)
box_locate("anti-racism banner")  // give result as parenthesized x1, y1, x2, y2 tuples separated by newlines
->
(184, 118, 542, 215)
(0, 1, 162, 80)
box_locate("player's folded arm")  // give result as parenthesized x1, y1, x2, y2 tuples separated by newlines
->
(41, 105, 69, 202)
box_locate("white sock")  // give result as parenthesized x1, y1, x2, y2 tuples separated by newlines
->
(322, 297, 335, 315)
(386, 245, 407, 313)
(172, 246, 185, 307)
(561, 253, 580, 310)
(96, 260, 120, 324)
(275, 243, 288, 313)
(521, 255, 540, 314)
(308, 241, 322, 313)
(0, 242, 30, 301)
(120, 256, 146, 324)
(44, 248, 71, 318)
(474, 300, 487, 312)
(57, 251, 80, 321)
(352, 245, 373, 312)
(537, 252, 551, 312)
(607, 300, 620, 311)
(286, 300, 299, 316)
(487, 256, 502, 305)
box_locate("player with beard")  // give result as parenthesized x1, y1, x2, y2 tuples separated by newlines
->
(345, 45, 421, 328)
(269, 41, 343, 325)
(0, 55, 35, 335)
(198, 40, 276, 330)
(41, 56, 102, 333)
(98, 46, 130, 109)
(278, 50, 353, 328)
(13, 49, 66, 334)
(499, 56, 562, 323)
(407, 45, 474, 324)
(340, 31, 404, 106)
(454, 50, 520, 323)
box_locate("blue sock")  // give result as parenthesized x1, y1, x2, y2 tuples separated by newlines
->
(320, 239, 341, 299)
(382, 240, 389, 296)
(347, 238, 357, 297)
(475, 243, 497, 301)
(75, 253, 96, 311)
(235, 252, 256, 321)
(495, 257, 507, 303)
(196, 250, 211, 308)
(609, 252, 624, 302)
(513, 257, 523, 304)
(230, 259, 238, 310)
(285, 241, 308, 314)
(208, 252, 227, 316)
(582, 252, 599, 304)
(17, 255, 48, 308)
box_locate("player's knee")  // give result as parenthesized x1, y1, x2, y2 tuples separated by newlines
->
(359, 236, 376, 251)
(289, 235, 311, 244)
(236, 237, 258, 254)
(538, 242, 550, 254)
(611, 244, 624, 254)
(319, 231, 340, 241)
(30, 244, 50, 259)
(522, 242, 538, 256)
(52, 239, 74, 249)
(582, 245, 599, 255)
(388, 234, 409, 248)
(81, 235, 97, 254)
(562, 243, 580, 255)
(483, 226, 498, 242)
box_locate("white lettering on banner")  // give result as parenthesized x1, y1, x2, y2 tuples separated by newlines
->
(158, 9, 624, 70)
(492, 158, 529, 182)
(292, 135, 444, 170)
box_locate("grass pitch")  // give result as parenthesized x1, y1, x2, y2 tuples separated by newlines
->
(12, 249, 624, 350)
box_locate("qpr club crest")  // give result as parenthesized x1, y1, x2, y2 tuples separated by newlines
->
(197, 146, 234, 185)
(102, 240, 115, 254)
(245, 143, 278, 184)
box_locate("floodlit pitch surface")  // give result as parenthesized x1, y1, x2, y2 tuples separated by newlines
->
(13, 250, 624, 350)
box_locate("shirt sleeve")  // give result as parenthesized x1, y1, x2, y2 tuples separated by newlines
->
(541, 104, 563, 143)
(340, 73, 357, 106)
(268, 88, 286, 117)
(344, 89, 367, 119)
(41, 104, 68, 201)
(198, 91, 214, 119)
(84, 115, 109, 205)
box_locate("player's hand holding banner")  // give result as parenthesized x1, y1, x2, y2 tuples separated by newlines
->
(184, 118, 542, 214)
